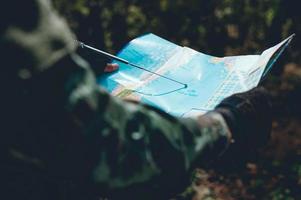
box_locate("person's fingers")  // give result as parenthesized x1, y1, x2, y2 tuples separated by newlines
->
(104, 63, 119, 73)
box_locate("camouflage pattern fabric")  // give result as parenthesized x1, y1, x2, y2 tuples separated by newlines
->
(0, 0, 232, 199)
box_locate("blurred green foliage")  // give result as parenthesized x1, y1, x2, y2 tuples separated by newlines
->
(52, 0, 300, 62)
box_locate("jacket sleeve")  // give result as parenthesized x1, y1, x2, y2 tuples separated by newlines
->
(61, 54, 232, 193)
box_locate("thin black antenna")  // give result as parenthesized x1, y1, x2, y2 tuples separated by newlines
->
(75, 40, 188, 88)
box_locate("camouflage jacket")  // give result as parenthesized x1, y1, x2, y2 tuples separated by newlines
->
(0, 0, 231, 199)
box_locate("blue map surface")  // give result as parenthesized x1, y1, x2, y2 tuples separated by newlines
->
(97, 33, 294, 117)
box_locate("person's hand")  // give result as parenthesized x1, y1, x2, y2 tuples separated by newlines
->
(215, 87, 272, 149)
(104, 63, 119, 73)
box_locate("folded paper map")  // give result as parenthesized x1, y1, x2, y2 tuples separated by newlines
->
(97, 33, 294, 117)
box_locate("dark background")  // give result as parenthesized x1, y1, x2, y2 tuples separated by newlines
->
(53, 0, 301, 199)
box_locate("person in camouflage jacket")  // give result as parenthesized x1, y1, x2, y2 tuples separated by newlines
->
(0, 0, 272, 199)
